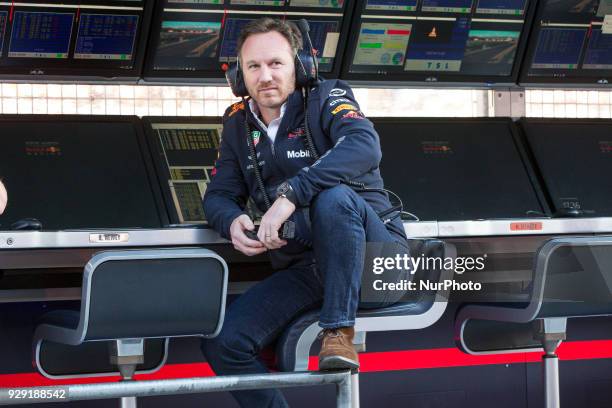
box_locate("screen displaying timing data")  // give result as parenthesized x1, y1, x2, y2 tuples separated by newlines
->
(289, 0, 344, 8)
(8, 11, 74, 58)
(421, 0, 473, 13)
(523, 0, 612, 84)
(0, 119, 163, 230)
(520, 119, 612, 217)
(365, 0, 417, 11)
(375, 119, 545, 221)
(583, 28, 612, 69)
(530, 27, 587, 69)
(74, 14, 138, 60)
(153, 19, 222, 71)
(404, 18, 470, 72)
(150, 123, 223, 224)
(353, 22, 412, 66)
(476, 0, 527, 15)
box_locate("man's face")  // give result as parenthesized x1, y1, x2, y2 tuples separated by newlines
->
(240, 31, 296, 109)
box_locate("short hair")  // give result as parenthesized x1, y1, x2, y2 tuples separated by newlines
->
(236, 18, 303, 63)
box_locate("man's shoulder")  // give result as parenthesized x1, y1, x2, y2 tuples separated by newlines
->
(313, 79, 354, 101)
(223, 100, 246, 121)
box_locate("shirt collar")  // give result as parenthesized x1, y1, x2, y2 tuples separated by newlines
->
(248, 98, 287, 129)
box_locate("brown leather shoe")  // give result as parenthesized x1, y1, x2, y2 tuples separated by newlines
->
(318, 327, 360, 370)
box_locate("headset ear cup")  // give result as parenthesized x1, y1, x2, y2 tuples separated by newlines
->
(225, 62, 249, 97)
(295, 50, 316, 88)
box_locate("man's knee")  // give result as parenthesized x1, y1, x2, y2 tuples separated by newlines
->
(201, 327, 256, 368)
(311, 184, 357, 218)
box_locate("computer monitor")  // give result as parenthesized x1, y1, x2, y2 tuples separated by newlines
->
(374, 117, 548, 221)
(519, 118, 612, 216)
(142, 117, 224, 225)
(0, 116, 166, 230)
(520, 0, 612, 86)
(0, 1, 153, 81)
(341, 0, 535, 85)
(143, 0, 352, 82)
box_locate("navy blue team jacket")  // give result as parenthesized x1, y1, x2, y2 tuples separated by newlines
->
(203, 79, 406, 265)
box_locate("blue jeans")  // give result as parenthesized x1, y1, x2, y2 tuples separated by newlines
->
(202, 185, 409, 408)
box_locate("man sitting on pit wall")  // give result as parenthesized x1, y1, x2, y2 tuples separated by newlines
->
(202, 17, 411, 408)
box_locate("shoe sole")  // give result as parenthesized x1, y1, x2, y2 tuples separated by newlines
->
(318, 355, 360, 371)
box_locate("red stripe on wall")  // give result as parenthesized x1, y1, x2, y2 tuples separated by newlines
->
(2, 340, 612, 388)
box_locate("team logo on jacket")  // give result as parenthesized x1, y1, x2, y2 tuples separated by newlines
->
(331, 103, 358, 115)
(342, 111, 365, 120)
(288, 126, 305, 139)
(228, 101, 245, 117)
(287, 149, 311, 159)
(329, 88, 347, 97)
(251, 130, 261, 147)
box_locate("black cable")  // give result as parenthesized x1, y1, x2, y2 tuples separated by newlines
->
(244, 97, 272, 210)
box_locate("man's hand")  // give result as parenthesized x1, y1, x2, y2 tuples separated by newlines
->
(258, 197, 296, 249)
(229, 214, 267, 256)
(0, 181, 7, 215)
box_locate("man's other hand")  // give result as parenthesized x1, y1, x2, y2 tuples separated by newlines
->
(258, 197, 295, 249)
(230, 214, 267, 256)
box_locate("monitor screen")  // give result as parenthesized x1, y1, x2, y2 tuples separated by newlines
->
(153, 19, 222, 71)
(375, 118, 546, 221)
(0, 117, 164, 230)
(521, 0, 612, 85)
(74, 14, 139, 60)
(145, 3, 346, 81)
(342, 0, 534, 84)
(0, 3, 152, 79)
(144, 120, 223, 224)
(520, 119, 612, 217)
(8, 11, 74, 59)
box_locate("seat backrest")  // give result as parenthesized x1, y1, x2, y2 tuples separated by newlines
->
(78, 248, 228, 342)
(535, 236, 612, 319)
(456, 236, 612, 355)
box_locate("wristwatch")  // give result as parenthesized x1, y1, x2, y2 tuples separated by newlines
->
(276, 181, 297, 205)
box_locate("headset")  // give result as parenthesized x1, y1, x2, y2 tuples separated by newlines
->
(225, 19, 319, 98)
